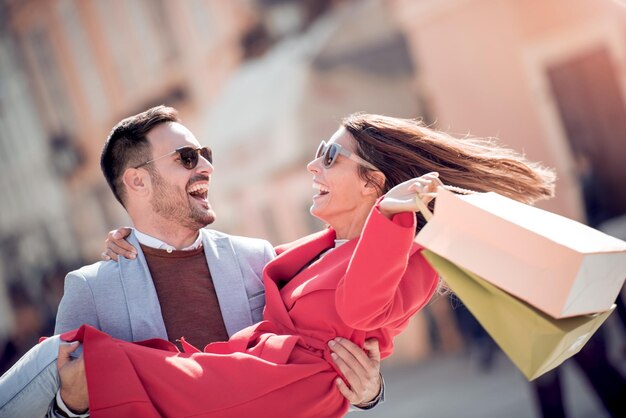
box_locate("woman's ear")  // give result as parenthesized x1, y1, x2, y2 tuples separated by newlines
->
(363, 171, 386, 197)
(122, 168, 150, 199)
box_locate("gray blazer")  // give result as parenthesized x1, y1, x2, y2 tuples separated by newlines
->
(54, 229, 275, 340)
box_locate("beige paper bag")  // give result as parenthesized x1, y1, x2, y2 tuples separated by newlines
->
(415, 187, 626, 318)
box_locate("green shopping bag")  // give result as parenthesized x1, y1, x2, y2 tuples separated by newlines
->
(422, 250, 614, 380)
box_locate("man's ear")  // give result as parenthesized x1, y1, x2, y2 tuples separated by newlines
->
(363, 171, 386, 197)
(122, 168, 150, 198)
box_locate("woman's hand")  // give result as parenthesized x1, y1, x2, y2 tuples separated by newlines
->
(379, 172, 440, 218)
(102, 227, 136, 261)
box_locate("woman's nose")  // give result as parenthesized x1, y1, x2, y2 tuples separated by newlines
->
(307, 158, 321, 174)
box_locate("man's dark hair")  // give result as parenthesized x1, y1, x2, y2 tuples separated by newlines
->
(101, 105, 180, 206)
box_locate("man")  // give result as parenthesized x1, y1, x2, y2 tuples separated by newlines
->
(0, 106, 382, 418)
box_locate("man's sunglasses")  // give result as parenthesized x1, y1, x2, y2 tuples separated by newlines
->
(135, 146, 213, 170)
(315, 141, 379, 171)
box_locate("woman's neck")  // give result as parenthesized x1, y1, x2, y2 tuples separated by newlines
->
(329, 209, 370, 240)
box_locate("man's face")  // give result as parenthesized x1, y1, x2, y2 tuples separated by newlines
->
(144, 122, 215, 230)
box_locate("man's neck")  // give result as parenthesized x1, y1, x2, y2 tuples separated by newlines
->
(133, 219, 201, 250)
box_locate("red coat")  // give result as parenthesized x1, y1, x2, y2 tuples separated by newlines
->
(63, 206, 438, 418)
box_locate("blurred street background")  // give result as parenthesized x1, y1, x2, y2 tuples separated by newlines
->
(0, 0, 625, 416)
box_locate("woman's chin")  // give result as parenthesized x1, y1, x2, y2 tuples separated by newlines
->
(309, 204, 328, 222)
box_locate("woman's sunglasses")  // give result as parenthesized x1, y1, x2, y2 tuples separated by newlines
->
(135, 146, 213, 170)
(315, 141, 379, 171)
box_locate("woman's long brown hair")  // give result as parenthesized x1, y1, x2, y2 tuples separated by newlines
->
(343, 113, 556, 207)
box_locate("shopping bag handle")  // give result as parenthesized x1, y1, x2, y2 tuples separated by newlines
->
(414, 188, 435, 221)
(414, 178, 476, 221)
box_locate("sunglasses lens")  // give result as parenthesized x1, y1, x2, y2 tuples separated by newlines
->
(315, 142, 325, 159)
(178, 148, 198, 169)
(324, 144, 338, 168)
(200, 147, 212, 164)
(177, 147, 212, 169)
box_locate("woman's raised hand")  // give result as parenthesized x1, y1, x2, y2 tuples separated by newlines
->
(102, 227, 136, 261)
(379, 172, 440, 219)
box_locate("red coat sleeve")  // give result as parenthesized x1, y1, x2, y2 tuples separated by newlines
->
(335, 204, 438, 331)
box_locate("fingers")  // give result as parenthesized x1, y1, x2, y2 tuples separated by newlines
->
(58, 352, 89, 413)
(107, 239, 136, 259)
(409, 173, 440, 205)
(381, 172, 441, 217)
(104, 231, 137, 260)
(111, 228, 136, 252)
(330, 338, 372, 371)
(110, 227, 132, 239)
(328, 338, 363, 396)
(329, 340, 362, 384)
(57, 341, 80, 370)
(334, 377, 359, 404)
(104, 248, 118, 262)
(408, 173, 439, 192)
(363, 338, 381, 363)
(423, 172, 440, 195)
(328, 337, 381, 405)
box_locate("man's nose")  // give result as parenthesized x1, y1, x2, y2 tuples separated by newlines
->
(196, 155, 214, 174)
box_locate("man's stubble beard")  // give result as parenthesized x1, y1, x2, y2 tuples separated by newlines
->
(149, 170, 215, 230)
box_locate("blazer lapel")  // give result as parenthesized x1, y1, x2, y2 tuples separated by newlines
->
(118, 232, 168, 341)
(201, 230, 254, 337)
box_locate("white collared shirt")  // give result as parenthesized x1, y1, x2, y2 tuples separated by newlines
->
(134, 229, 203, 253)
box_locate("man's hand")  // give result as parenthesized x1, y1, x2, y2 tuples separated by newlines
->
(328, 337, 382, 406)
(58, 342, 89, 413)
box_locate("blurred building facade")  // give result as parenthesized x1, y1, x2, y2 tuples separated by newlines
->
(389, 0, 626, 223)
(203, 0, 427, 244)
(0, 0, 259, 359)
(204, 0, 626, 243)
(0, 24, 79, 341)
(0, 0, 625, 367)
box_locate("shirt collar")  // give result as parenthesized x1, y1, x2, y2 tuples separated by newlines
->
(134, 229, 203, 253)
(334, 239, 349, 248)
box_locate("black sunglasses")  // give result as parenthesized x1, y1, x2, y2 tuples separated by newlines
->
(315, 141, 379, 171)
(135, 146, 213, 170)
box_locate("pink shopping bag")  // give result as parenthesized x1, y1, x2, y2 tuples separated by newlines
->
(415, 187, 626, 318)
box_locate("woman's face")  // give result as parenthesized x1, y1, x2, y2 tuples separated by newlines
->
(306, 127, 380, 239)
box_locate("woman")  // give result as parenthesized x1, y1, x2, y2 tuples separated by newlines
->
(7, 113, 556, 418)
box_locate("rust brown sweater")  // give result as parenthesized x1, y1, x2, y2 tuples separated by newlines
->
(140, 244, 228, 350)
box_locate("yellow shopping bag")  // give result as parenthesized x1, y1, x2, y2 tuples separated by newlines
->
(422, 250, 614, 380)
